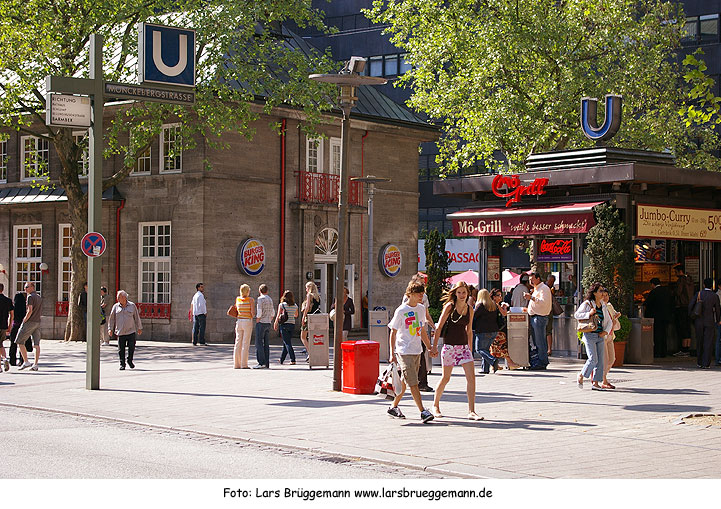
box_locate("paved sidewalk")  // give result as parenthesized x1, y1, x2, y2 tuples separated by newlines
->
(1, 340, 720, 478)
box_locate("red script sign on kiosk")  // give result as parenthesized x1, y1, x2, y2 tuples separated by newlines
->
(492, 175, 549, 207)
(537, 238, 574, 262)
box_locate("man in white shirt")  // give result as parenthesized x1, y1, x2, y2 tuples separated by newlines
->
(191, 282, 207, 346)
(523, 272, 553, 369)
(511, 274, 530, 308)
(254, 284, 274, 369)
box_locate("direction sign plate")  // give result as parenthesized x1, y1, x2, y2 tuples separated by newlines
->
(46, 93, 91, 128)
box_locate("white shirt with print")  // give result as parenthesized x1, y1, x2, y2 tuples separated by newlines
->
(388, 302, 426, 355)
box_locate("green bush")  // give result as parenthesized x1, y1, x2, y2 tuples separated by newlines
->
(428, 306, 442, 323)
(615, 315, 632, 342)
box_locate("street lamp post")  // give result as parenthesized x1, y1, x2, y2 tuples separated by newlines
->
(310, 58, 386, 391)
(351, 175, 390, 318)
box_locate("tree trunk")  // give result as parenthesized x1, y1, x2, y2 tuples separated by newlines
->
(63, 206, 88, 342)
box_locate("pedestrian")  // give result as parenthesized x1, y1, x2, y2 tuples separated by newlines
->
(400, 278, 434, 392)
(78, 282, 88, 341)
(488, 288, 520, 370)
(8, 291, 32, 366)
(234, 284, 255, 369)
(523, 272, 553, 369)
(545, 274, 556, 355)
(510, 274, 530, 308)
(473, 288, 500, 374)
(644, 277, 674, 358)
(254, 284, 274, 369)
(689, 278, 720, 369)
(595, 290, 621, 389)
(191, 282, 207, 346)
(432, 281, 482, 420)
(672, 265, 694, 357)
(15, 282, 42, 371)
(330, 287, 355, 340)
(361, 291, 369, 329)
(99, 286, 110, 346)
(0, 283, 13, 372)
(575, 282, 612, 390)
(107, 290, 143, 370)
(300, 282, 321, 361)
(387, 279, 437, 423)
(717, 282, 721, 366)
(274, 290, 298, 365)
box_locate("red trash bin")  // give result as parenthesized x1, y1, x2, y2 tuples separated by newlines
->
(341, 340, 380, 394)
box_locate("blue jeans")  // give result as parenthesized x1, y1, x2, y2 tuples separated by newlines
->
(279, 323, 296, 363)
(255, 322, 271, 366)
(475, 332, 497, 373)
(192, 314, 206, 345)
(581, 332, 605, 382)
(529, 315, 549, 368)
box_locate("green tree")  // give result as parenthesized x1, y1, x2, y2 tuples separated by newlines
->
(581, 204, 635, 313)
(368, 0, 721, 174)
(424, 229, 450, 321)
(0, 1, 335, 340)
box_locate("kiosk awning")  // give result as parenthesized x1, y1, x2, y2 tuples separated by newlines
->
(448, 201, 605, 237)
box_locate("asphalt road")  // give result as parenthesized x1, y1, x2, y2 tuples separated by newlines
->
(1, 406, 445, 479)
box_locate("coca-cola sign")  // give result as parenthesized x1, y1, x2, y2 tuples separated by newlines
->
(492, 174, 549, 207)
(537, 238, 574, 262)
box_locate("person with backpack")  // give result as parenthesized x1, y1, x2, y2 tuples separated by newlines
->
(689, 278, 720, 369)
(672, 265, 694, 357)
(274, 290, 298, 365)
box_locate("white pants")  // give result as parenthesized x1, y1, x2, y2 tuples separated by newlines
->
(234, 319, 253, 368)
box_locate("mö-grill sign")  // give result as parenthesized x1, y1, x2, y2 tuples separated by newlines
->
(379, 244, 402, 278)
(237, 238, 265, 276)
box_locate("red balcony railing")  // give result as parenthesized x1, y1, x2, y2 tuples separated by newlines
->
(138, 302, 171, 319)
(55, 301, 69, 317)
(297, 171, 363, 206)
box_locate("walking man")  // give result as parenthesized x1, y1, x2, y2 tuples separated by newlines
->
(254, 284, 274, 369)
(8, 291, 31, 366)
(191, 282, 207, 345)
(15, 282, 42, 371)
(689, 278, 720, 369)
(0, 283, 13, 372)
(523, 272, 552, 370)
(672, 265, 694, 357)
(107, 290, 143, 370)
(644, 277, 674, 358)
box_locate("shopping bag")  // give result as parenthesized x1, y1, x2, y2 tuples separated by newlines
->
(375, 361, 401, 399)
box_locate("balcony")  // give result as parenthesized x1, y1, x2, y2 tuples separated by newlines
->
(138, 302, 171, 319)
(297, 171, 363, 207)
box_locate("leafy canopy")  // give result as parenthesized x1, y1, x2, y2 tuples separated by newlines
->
(368, 0, 721, 173)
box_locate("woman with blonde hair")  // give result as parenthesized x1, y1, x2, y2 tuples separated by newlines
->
(473, 288, 500, 374)
(300, 281, 321, 361)
(432, 281, 482, 420)
(234, 284, 255, 369)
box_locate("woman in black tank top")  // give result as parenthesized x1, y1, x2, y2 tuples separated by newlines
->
(432, 281, 483, 421)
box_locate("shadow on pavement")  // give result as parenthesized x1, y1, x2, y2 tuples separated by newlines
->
(623, 403, 712, 413)
(403, 417, 595, 431)
(617, 387, 709, 396)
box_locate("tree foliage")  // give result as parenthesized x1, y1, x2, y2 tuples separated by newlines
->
(581, 204, 635, 314)
(368, 0, 721, 173)
(424, 229, 450, 320)
(0, 0, 335, 340)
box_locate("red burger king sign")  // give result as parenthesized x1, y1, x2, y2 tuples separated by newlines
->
(237, 238, 266, 276)
(379, 243, 402, 277)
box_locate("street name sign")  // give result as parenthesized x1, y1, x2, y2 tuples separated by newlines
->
(104, 82, 195, 105)
(46, 93, 91, 128)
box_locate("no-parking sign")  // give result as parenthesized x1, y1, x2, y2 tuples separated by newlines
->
(81, 232, 106, 258)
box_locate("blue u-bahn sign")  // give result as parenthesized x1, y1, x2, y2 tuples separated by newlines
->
(138, 23, 196, 87)
(581, 94, 622, 143)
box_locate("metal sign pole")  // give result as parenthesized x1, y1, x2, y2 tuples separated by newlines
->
(86, 34, 104, 390)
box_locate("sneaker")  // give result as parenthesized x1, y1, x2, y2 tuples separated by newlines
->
(387, 406, 405, 419)
(673, 351, 690, 357)
(127, 360, 135, 369)
(30, 364, 38, 371)
(3, 358, 9, 371)
(418, 385, 434, 393)
(420, 409, 435, 423)
(18, 361, 32, 370)
(252, 364, 266, 369)
(119, 365, 125, 370)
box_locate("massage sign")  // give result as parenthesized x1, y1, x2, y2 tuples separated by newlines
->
(492, 174, 549, 207)
(238, 238, 266, 276)
(379, 244, 402, 277)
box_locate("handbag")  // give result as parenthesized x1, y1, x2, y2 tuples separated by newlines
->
(551, 297, 563, 317)
(375, 361, 401, 399)
(576, 304, 600, 333)
(690, 292, 703, 319)
(278, 304, 289, 324)
(226, 302, 238, 318)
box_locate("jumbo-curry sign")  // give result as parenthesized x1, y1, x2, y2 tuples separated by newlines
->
(492, 174, 549, 207)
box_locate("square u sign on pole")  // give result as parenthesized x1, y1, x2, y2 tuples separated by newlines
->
(138, 23, 196, 87)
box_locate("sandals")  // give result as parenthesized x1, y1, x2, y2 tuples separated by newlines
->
(577, 374, 584, 388)
(468, 412, 484, 421)
(602, 382, 616, 390)
(432, 408, 443, 418)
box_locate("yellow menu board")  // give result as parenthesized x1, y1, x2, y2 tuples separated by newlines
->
(637, 204, 721, 241)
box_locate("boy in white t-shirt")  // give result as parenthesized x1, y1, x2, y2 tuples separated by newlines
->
(388, 280, 438, 423)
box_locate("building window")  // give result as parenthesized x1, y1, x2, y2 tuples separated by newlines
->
(133, 146, 152, 175)
(20, 136, 49, 181)
(160, 123, 182, 173)
(0, 138, 7, 182)
(366, 53, 412, 77)
(369, 56, 383, 77)
(73, 132, 89, 178)
(683, 14, 719, 45)
(306, 137, 324, 173)
(329, 137, 341, 175)
(139, 222, 171, 304)
(58, 224, 72, 302)
(14, 225, 42, 294)
(400, 53, 412, 74)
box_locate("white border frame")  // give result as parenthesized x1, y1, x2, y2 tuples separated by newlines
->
(305, 136, 324, 173)
(58, 223, 72, 302)
(160, 123, 182, 174)
(12, 224, 43, 295)
(20, 135, 49, 182)
(138, 221, 172, 304)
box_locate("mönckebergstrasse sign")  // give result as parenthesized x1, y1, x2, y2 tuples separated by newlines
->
(637, 204, 721, 241)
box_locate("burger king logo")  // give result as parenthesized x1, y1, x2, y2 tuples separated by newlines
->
(238, 238, 265, 276)
(379, 243, 402, 278)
